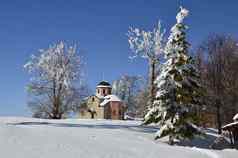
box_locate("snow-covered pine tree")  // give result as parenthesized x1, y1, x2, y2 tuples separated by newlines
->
(144, 7, 203, 144)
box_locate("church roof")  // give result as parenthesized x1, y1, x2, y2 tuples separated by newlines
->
(97, 81, 111, 88)
(100, 95, 122, 106)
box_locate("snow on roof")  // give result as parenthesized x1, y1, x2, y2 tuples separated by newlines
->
(100, 95, 121, 106)
(233, 113, 238, 121)
(95, 93, 105, 99)
(222, 113, 238, 130)
(96, 85, 112, 88)
(222, 121, 238, 130)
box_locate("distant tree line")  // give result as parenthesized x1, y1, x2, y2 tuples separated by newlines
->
(196, 34, 238, 133)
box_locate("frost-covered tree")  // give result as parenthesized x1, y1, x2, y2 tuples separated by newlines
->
(127, 22, 165, 107)
(144, 7, 203, 144)
(112, 75, 144, 114)
(24, 41, 87, 119)
(134, 88, 150, 117)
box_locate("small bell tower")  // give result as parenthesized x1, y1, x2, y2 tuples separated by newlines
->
(96, 81, 112, 97)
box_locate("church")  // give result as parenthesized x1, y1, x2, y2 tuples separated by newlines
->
(79, 81, 125, 120)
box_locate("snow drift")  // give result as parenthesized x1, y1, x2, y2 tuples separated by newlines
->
(0, 117, 237, 158)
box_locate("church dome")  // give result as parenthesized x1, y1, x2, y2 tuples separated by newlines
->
(97, 81, 111, 87)
(96, 81, 112, 97)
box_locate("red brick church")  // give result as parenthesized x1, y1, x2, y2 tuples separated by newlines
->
(79, 81, 125, 120)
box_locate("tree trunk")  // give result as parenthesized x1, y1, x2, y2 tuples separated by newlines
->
(51, 97, 62, 119)
(216, 99, 222, 134)
(229, 131, 234, 145)
(51, 79, 61, 119)
(169, 136, 174, 145)
(149, 59, 156, 107)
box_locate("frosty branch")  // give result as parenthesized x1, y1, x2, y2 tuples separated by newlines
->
(127, 21, 165, 107)
(24, 41, 87, 119)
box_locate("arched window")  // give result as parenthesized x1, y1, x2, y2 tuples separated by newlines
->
(103, 89, 105, 95)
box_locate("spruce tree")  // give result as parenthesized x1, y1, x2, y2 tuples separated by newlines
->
(144, 7, 203, 144)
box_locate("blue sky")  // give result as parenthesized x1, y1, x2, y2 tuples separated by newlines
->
(0, 0, 237, 116)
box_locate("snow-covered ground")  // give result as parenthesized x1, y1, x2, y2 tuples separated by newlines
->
(0, 117, 237, 158)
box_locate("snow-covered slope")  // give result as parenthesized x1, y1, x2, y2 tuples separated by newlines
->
(0, 117, 237, 158)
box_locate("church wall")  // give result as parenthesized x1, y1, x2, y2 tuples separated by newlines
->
(109, 101, 124, 120)
(79, 96, 104, 119)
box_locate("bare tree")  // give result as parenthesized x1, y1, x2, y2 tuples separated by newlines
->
(24, 41, 86, 119)
(112, 75, 145, 115)
(134, 88, 150, 117)
(127, 22, 165, 107)
(198, 35, 238, 133)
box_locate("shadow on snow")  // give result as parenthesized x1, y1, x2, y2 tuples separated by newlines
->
(8, 121, 159, 134)
(8, 121, 229, 150)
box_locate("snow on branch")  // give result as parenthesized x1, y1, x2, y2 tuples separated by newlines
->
(176, 6, 189, 24)
(24, 41, 83, 90)
(127, 21, 165, 61)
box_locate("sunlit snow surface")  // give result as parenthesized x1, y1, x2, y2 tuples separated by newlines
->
(0, 117, 237, 158)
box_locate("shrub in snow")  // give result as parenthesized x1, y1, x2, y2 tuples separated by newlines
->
(144, 7, 204, 144)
